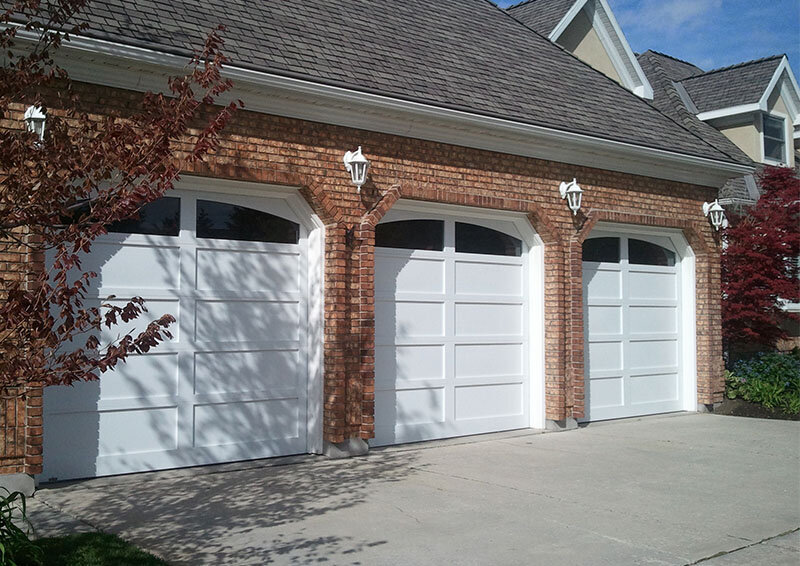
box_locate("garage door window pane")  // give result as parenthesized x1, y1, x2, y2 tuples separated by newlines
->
(629, 239, 676, 266)
(583, 237, 620, 263)
(108, 197, 180, 236)
(376, 220, 444, 251)
(455, 222, 522, 257)
(196, 200, 299, 244)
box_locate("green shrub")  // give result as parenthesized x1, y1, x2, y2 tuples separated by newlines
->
(726, 350, 800, 414)
(0, 489, 42, 566)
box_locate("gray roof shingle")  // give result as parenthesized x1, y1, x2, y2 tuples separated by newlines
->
(679, 56, 783, 113)
(67, 0, 737, 163)
(506, 0, 575, 35)
(639, 50, 703, 82)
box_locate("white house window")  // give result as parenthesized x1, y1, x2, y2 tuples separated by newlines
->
(763, 114, 786, 163)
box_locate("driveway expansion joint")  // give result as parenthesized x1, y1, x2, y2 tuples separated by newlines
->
(685, 527, 800, 565)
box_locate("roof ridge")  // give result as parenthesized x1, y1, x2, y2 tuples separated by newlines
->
(504, 0, 541, 11)
(682, 54, 784, 81)
(640, 49, 700, 69)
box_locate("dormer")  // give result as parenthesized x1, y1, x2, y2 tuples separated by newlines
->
(680, 55, 800, 168)
(508, 0, 654, 99)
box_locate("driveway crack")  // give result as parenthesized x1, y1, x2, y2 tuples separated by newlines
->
(685, 527, 800, 565)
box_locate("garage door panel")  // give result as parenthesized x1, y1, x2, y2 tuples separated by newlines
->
(454, 343, 522, 378)
(376, 388, 445, 427)
(99, 408, 179, 455)
(584, 268, 621, 300)
(629, 373, 679, 405)
(196, 248, 300, 293)
(587, 341, 623, 372)
(587, 305, 622, 335)
(375, 344, 444, 386)
(99, 353, 180, 400)
(194, 300, 300, 342)
(455, 303, 522, 336)
(84, 242, 181, 292)
(96, 299, 181, 345)
(376, 256, 445, 295)
(588, 376, 624, 409)
(375, 301, 445, 339)
(454, 383, 523, 420)
(628, 271, 677, 300)
(193, 399, 300, 447)
(454, 261, 522, 296)
(629, 306, 678, 334)
(628, 339, 678, 369)
(193, 350, 299, 395)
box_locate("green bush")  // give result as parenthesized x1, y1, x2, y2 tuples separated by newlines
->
(726, 350, 800, 415)
(0, 489, 42, 566)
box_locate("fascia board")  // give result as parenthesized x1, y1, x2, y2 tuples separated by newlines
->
(697, 104, 763, 122)
(594, 0, 654, 99)
(761, 59, 800, 125)
(758, 57, 800, 112)
(23, 29, 751, 186)
(548, 0, 588, 41)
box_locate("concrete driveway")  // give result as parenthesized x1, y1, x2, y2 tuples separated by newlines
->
(30, 413, 800, 565)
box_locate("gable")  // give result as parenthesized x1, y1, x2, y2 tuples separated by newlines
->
(546, 0, 653, 99)
(557, 7, 622, 84)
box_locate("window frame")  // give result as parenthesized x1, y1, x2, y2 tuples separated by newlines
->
(762, 113, 787, 165)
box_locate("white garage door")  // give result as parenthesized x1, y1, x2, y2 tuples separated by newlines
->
(43, 189, 313, 480)
(373, 210, 530, 445)
(582, 232, 683, 421)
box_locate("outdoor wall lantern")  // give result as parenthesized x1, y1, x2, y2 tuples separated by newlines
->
(24, 105, 46, 142)
(702, 199, 728, 231)
(559, 178, 583, 216)
(343, 146, 370, 192)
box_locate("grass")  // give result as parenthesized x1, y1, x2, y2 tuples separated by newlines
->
(35, 533, 168, 566)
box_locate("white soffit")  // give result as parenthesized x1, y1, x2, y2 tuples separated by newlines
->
(697, 57, 800, 125)
(549, 0, 654, 99)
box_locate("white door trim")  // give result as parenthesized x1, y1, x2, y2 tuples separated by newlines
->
(585, 222, 697, 416)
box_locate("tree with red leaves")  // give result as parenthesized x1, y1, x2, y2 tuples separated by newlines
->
(0, 1, 239, 391)
(722, 166, 800, 351)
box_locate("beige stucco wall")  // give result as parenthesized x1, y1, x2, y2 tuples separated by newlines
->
(557, 9, 623, 84)
(767, 90, 795, 166)
(719, 118, 761, 162)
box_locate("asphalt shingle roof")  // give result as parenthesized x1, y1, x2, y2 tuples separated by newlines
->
(679, 56, 783, 113)
(637, 51, 758, 202)
(506, 0, 575, 35)
(70, 0, 737, 164)
(639, 50, 703, 82)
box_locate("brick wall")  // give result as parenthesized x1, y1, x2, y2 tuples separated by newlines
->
(1, 81, 725, 472)
(0, 229, 45, 475)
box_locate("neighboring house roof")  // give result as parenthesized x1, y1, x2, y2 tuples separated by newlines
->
(64, 0, 735, 164)
(637, 51, 759, 203)
(679, 56, 783, 113)
(508, 0, 653, 98)
(506, 0, 575, 35)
